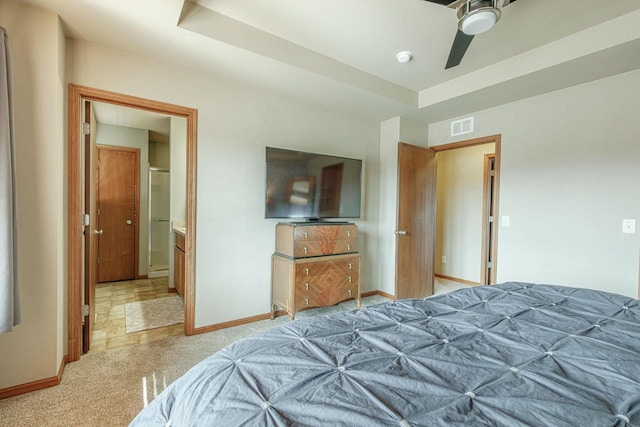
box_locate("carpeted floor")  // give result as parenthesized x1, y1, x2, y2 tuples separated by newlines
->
(0, 280, 469, 426)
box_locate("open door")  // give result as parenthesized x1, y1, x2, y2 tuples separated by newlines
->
(395, 142, 437, 299)
(82, 101, 98, 354)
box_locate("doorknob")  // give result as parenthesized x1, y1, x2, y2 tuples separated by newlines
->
(126, 220, 133, 225)
(94, 229, 103, 235)
(395, 230, 407, 236)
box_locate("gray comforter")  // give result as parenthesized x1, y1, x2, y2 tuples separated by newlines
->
(130, 283, 640, 426)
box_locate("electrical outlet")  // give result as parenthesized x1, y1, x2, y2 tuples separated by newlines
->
(441, 255, 447, 264)
(501, 216, 510, 227)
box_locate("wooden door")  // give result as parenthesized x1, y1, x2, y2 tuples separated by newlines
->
(82, 101, 98, 353)
(395, 142, 437, 299)
(96, 145, 139, 283)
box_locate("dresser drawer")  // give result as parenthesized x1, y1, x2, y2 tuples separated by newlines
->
(295, 283, 359, 310)
(294, 256, 359, 281)
(293, 237, 357, 258)
(275, 223, 358, 258)
(293, 224, 357, 241)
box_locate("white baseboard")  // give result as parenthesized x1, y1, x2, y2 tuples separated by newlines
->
(148, 270, 168, 278)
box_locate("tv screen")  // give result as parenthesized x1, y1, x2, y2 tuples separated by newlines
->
(265, 147, 362, 220)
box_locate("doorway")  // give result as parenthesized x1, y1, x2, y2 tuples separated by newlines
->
(394, 135, 501, 300)
(68, 85, 198, 362)
(432, 135, 501, 286)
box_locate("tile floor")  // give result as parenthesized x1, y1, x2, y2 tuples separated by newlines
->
(90, 276, 184, 353)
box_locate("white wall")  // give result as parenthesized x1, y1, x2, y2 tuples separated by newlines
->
(95, 123, 149, 277)
(66, 39, 380, 327)
(377, 117, 401, 296)
(429, 70, 640, 298)
(0, 1, 66, 389)
(435, 144, 495, 283)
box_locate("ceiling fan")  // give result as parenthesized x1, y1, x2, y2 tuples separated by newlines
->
(424, 0, 517, 69)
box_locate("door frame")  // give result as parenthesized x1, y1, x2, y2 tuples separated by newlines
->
(96, 144, 141, 283)
(481, 153, 496, 285)
(68, 84, 198, 362)
(431, 134, 501, 285)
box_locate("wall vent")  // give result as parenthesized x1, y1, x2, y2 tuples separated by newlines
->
(451, 117, 474, 136)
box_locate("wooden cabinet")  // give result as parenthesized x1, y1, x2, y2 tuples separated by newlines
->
(271, 223, 361, 320)
(174, 232, 185, 297)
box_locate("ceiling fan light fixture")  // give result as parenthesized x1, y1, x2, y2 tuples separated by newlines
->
(459, 7, 500, 35)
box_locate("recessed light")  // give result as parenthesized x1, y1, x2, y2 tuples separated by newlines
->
(396, 51, 412, 64)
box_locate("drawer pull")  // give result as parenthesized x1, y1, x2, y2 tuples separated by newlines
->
(347, 230, 351, 237)
(305, 268, 310, 275)
(348, 276, 352, 283)
(347, 244, 351, 251)
(304, 231, 308, 239)
(305, 297, 309, 306)
(348, 262, 352, 270)
(304, 247, 308, 255)
(348, 290, 352, 297)
(305, 283, 309, 290)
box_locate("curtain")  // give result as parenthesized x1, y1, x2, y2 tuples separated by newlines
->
(0, 26, 20, 334)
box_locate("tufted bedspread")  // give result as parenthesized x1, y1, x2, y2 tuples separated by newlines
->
(130, 283, 640, 426)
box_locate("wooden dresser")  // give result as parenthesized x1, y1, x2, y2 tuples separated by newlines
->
(271, 222, 361, 320)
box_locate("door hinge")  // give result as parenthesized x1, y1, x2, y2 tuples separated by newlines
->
(490, 170, 495, 177)
(82, 304, 90, 317)
(82, 122, 91, 135)
(488, 216, 494, 223)
(487, 261, 493, 269)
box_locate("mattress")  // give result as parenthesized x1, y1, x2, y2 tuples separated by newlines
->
(130, 282, 640, 426)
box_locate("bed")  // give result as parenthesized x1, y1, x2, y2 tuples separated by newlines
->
(130, 282, 640, 426)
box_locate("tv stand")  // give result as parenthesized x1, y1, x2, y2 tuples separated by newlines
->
(270, 222, 361, 320)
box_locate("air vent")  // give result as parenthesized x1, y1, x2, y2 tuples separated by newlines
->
(451, 117, 474, 136)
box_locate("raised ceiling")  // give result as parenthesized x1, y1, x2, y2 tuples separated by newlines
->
(20, 0, 640, 123)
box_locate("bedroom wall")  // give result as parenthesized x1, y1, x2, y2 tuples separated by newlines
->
(66, 39, 381, 327)
(435, 143, 495, 284)
(428, 69, 640, 298)
(0, 1, 67, 389)
(95, 123, 149, 277)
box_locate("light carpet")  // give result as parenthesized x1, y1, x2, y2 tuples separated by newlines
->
(125, 295, 184, 333)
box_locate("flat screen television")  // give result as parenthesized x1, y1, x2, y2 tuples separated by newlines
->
(265, 147, 362, 220)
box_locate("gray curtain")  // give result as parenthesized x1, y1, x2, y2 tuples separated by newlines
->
(0, 26, 20, 334)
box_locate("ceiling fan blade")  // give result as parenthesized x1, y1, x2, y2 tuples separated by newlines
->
(422, 0, 452, 6)
(445, 29, 474, 69)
